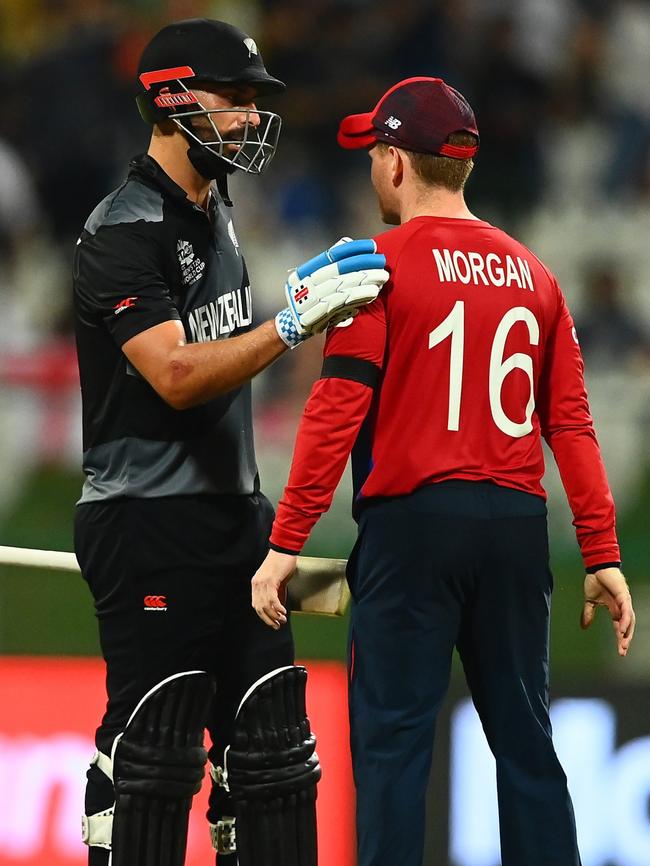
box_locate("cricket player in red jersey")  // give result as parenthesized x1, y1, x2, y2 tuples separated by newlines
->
(250, 77, 636, 866)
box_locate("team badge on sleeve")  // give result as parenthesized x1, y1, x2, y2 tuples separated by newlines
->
(114, 297, 138, 315)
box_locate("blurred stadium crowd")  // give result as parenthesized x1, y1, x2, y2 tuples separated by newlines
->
(0, 0, 648, 559)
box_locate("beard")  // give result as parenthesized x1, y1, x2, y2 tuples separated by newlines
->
(182, 118, 245, 179)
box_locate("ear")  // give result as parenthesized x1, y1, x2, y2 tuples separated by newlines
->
(388, 146, 404, 188)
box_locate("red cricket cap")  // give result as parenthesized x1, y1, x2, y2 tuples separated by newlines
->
(338, 76, 479, 158)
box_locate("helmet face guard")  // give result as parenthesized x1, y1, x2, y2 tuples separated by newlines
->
(177, 105, 281, 175)
(137, 67, 281, 175)
(172, 88, 281, 176)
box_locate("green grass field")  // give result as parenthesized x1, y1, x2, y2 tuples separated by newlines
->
(1, 465, 647, 669)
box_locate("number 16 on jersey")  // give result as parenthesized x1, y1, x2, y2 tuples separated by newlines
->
(428, 301, 540, 438)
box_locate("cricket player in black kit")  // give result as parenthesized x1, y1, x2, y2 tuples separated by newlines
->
(72, 18, 389, 866)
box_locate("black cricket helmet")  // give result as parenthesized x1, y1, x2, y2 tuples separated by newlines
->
(136, 19, 285, 176)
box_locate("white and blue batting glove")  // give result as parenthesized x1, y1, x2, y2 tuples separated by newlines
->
(275, 238, 389, 348)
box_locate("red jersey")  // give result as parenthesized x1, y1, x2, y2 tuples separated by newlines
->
(270, 216, 620, 569)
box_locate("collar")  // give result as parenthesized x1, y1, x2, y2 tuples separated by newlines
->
(128, 154, 222, 215)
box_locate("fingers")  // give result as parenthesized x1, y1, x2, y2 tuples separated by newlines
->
(613, 618, 630, 657)
(253, 591, 287, 630)
(582, 570, 635, 657)
(335, 253, 387, 277)
(291, 255, 387, 289)
(259, 604, 287, 630)
(295, 274, 386, 329)
(616, 596, 635, 656)
(251, 552, 296, 628)
(620, 619, 635, 655)
(617, 600, 631, 639)
(607, 585, 635, 656)
(580, 599, 597, 630)
(338, 268, 390, 290)
(582, 592, 636, 656)
(294, 239, 378, 280)
(327, 238, 376, 261)
(341, 284, 381, 304)
(251, 574, 288, 630)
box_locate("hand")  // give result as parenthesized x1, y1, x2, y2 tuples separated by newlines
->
(252, 550, 297, 629)
(581, 567, 635, 656)
(275, 238, 389, 348)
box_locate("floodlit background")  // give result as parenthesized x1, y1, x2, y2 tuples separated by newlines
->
(0, 1, 648, 865)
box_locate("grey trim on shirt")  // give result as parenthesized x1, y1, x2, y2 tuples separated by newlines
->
(79, 434, 257, 503)
(84, 182, 164, 236)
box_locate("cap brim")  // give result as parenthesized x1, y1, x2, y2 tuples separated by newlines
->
(337, 112, 377, 149)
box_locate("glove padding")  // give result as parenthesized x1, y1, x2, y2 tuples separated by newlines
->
(275, 239, 389, 348)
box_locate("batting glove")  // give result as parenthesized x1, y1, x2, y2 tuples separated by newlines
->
(275, 238, 389, 348)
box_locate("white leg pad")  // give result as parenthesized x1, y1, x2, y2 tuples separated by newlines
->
(81, 808, 114, 849)
(82, 750, 114, 849)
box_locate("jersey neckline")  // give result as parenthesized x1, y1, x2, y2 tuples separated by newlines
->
(407, 214, 494, 228)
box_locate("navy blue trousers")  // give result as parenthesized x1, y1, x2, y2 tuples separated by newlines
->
(347, 481, 581, 866)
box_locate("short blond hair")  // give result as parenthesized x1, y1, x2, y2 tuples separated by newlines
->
(377, 132, 476, 192)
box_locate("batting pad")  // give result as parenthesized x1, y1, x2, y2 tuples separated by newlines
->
(110, 670, 214, 866)
(224, 665, 321, 866)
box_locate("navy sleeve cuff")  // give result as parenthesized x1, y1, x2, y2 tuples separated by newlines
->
(270, 542, 301, 556)
(585, 561, 622, 574)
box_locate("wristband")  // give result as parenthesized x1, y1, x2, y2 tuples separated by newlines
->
(275, 308, 305, 349)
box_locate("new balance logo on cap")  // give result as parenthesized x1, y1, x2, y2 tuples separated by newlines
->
(385, 116, 402, 130)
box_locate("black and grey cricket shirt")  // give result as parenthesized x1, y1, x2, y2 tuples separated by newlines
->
(73, 154, 258, 503)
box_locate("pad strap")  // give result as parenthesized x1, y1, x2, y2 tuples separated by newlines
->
(209, 817, 237, 855)
(81, 750, 115, 849)
(81, 808, 114, 849)
(92, 749, 114, 781)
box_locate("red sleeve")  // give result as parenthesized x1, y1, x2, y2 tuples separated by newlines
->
(269, 378, 374, 552)
(537, 285, 620, 569)
(270, 296, 387, 553)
